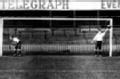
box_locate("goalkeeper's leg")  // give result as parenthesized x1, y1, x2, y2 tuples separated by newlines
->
(98, 41, 102, 56)
(95, 41, 99, 56)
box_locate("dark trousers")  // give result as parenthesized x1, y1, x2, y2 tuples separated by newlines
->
(14, 42, 22, 56)
(95, 41, 102, 55)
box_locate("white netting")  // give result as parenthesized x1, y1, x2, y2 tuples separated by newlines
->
(3, 18, 111, 53)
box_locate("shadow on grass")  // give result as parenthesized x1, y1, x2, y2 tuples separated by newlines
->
(3, 50, 119, 57)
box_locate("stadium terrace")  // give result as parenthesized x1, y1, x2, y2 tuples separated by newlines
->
(1, 0, 69, 10)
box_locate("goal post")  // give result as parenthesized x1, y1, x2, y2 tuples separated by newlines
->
(0, 18, 3, 56)
(109, 19, 113, 57)
(1, 17, 113, 57)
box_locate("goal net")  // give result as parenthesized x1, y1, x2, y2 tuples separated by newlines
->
(2, 18, 113, 57)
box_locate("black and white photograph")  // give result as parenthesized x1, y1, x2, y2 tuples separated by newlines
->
(0, 0, 120, 79)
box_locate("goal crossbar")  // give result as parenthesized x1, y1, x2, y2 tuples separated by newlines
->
(3, 17, 112, 21)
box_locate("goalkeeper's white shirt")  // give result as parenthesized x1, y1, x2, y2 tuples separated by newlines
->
(93, 31, 106, 41)
(12, 37, 20, 43)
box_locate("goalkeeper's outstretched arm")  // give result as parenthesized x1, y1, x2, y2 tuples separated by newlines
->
(91, 32, 98, 43)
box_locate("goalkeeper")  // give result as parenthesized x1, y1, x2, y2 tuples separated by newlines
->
(91, 26, 111, 56)
(9, 35, 22, 56)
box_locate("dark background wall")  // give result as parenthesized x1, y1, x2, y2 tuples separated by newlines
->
(0, 10, 119, 24)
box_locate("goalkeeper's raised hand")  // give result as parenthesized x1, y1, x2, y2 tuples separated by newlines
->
(107, 25, 111, 29)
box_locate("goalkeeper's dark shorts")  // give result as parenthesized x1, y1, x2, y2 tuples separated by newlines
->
(95, 41, 102, 50)
(15, 41, 21, 49)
